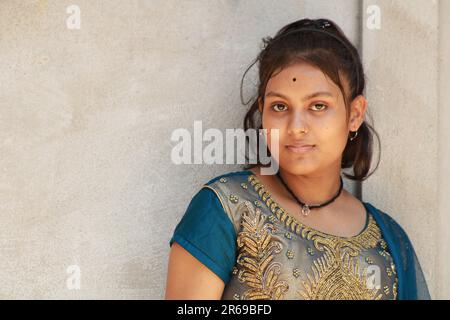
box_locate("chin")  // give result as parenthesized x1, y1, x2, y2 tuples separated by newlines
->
(279, 158, 318, 176)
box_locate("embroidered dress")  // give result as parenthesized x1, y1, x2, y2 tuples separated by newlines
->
(169, 170, 430, 300)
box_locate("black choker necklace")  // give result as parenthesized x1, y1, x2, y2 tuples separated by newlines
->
(276, 171, 343, 217)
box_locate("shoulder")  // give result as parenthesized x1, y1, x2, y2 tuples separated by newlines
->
(186, 169, 252, 205)
(199, 169, 256, 233)
(363, 201, 413, 248)
(363, 202, 405, 231)
(362, 201, 431, 299)
(201, 169, 253, 204)
(204, 169, 253, 186)
(171, 172, 250, 242)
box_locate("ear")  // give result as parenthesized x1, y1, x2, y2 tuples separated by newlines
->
(348, 95, 367, 131)
(258, 97, 263, 113)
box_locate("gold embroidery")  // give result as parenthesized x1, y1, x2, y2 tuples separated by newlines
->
(297, 250, 383, 300)
(286, 250, 294, 259)
(386, 267, 393, 277)
(384, 285, 390, 295)
(393, 278, 398, 299)
(248, 175, 380, 253)
(248, 174, 392, 300)
(391, 261, 397, 275)
(229, 194, 239, 203)
(236, 201, 289, 300)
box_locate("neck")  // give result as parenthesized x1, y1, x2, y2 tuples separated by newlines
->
(278, 167, 343, 206)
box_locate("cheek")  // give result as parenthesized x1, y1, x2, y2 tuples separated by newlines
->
(262, 114, 279, 144)
(265, 128, 284, 149)
(261, 111, 276, 129)
(319, 123, 349, 152)
(262, 119, 288, 149)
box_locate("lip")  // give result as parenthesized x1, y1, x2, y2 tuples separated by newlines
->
(286, 144, 316, 153)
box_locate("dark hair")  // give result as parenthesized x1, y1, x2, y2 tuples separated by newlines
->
(241, 18, 380, 181)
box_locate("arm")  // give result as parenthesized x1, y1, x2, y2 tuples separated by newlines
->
(165, 186, 237, 299)
(165, 242, 225, 300)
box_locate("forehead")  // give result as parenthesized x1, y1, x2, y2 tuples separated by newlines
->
(266, 62, 341, 96)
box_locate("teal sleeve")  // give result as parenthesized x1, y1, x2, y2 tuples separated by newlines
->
(169, 187, 237, 284)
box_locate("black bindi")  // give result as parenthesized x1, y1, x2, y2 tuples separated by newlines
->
(292, 77, 296, 82)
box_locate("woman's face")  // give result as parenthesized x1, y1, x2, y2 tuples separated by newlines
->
(258, 61, 366, 177)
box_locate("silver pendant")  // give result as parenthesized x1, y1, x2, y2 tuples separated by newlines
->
(301, 204, 310, 217)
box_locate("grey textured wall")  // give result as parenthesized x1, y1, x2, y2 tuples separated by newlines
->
(361, 0, 449, 299)
(0, 0, 447, 299)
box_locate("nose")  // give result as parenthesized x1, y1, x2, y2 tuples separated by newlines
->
(287, 109, 309, 135)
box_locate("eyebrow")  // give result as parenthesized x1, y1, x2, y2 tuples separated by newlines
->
(265, 91, 334, 102)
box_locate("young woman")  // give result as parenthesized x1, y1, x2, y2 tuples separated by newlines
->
(165, 18, 430, 300)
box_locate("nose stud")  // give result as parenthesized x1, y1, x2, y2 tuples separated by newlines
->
(288, 127, 307, 135)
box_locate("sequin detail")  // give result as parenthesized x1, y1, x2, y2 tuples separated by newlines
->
(235, 201, 289, 299)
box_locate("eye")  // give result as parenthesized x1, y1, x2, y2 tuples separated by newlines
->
(271, 103, 288, 112)
(310, 103, 328, 111)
